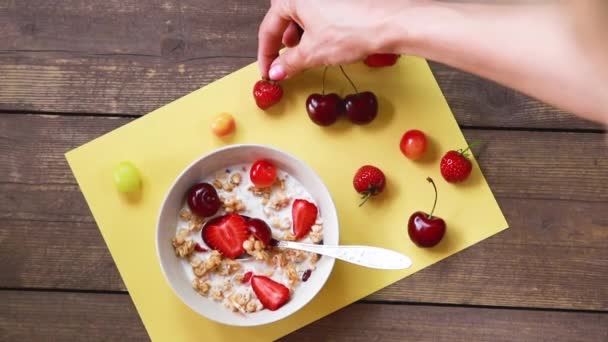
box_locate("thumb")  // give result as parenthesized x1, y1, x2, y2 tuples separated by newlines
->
(268, 41, 314, 81)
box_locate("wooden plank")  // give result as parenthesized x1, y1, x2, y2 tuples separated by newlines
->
(2, 291, 606, 341)
(1, 115, 605, 203)
(283, 303, 608, 342)
(429, 63, 597, 130)
(0, 114, 606, 311)
(1, 291, 147, 341)
(0, 0, 600, 129)
(2, 198, 606, 310)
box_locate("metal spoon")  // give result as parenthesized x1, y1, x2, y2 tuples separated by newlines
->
(239, 241, 412, 270)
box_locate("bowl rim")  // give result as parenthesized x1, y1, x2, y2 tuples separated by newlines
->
(155, 143, 339, 326)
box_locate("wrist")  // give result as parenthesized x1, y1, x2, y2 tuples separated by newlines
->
(385, 1, 455, 57)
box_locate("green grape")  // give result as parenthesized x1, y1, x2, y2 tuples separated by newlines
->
(113, 161, 141, 193)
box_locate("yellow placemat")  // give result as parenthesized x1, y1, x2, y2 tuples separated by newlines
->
(66, 57, 508, 341)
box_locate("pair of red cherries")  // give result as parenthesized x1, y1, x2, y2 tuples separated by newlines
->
(306, 66, 378, 126)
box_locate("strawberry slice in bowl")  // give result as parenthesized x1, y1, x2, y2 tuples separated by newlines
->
(202, 214, 250, 259)
(251, 275, 291, 311)
(292, 199, 318, 240)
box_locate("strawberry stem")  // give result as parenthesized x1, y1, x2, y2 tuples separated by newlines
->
(359, 194, 370, 207)
(459, 140, 481, 156)
(426, 177, 438, 218)
(322, 66, 328, 95)
(339, 65, 358, 94)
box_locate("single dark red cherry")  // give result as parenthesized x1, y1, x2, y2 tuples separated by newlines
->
(187, 182, 221, 217)
(246, 218, 272, 246)
(408, 177, 446, 247)
(344, 91, 378, 125)
(306, 93, 344, 126)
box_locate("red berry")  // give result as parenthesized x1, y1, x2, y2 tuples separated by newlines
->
(353, 165, 386, 206)
(344, 92, 378, 125)
(400, 130, 428, 160)
(242, 271, 253, 284)
(306, 93, 344, 126)
(253, 80, 283, 110)
(201, 214, 250, 259)
(440, 150, 473, 183)
(250, 159, 277, 188)
(251, 275, 290, 311)
(408, 178, 446, 247)
(187, 183, 221, 217)
(292, 199, 318, 239)
(301, 269, 312, 282)
(338, 66, 378, 125)
(246, 218, 272, 246)
(363, 53, 400, 67)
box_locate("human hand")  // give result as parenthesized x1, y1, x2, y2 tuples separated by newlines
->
(257, 0, 413, 80)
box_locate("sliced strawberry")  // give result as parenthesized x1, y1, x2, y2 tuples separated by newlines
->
(201, 214, 249, 259)
(292, 199, 318, 239)
(251, 275, 290, 311)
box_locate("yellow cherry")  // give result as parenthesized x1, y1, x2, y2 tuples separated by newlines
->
(210, 112, 235, 137)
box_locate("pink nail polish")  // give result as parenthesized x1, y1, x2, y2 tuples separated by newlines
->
(269, 64, 286, 81)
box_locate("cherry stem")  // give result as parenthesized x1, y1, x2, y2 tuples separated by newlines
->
(339, 65, 358, 94)
(459, 139, 481, 156)
(322, 66, 328, 95)
(426, 177, 438, 219)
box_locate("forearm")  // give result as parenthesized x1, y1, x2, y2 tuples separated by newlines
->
(400, 1, 607, 123)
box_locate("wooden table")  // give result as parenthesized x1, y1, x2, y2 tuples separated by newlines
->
(1, 1, 607, 341)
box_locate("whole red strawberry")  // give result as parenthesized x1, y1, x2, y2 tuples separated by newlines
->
(363, 53, 400, 67)
(440, 143, 477, 183)
(353, 165, 386, 206)
(253, 79, 283, 110)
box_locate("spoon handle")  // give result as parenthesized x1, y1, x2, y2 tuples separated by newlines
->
(277, 241, 412, 270)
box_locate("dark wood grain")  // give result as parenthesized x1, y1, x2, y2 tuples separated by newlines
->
(282, 303, 608, 342)
(2, 290, 606, 341)
(1, 114, 606, 311)
(1, 290, 147, 341)
(0, 0, 600, 130)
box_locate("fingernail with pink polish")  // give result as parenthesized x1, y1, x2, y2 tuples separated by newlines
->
(269, 64, 286, 81)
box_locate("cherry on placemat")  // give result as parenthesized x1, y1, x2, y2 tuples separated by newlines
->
(210, 112, 235, 137)
(306, 67, 345, 126)
(408, 177, 446, 247)
(339, 65, 378, 125)
(400, 129, 428, 160)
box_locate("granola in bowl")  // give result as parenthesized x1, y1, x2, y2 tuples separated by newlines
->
(171, 161, 324, 314)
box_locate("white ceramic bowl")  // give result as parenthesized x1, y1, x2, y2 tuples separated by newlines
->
(156, 144, 339, 326)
